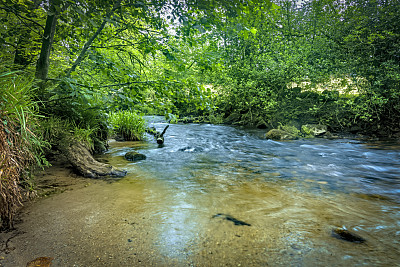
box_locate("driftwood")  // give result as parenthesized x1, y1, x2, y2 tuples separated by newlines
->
(64, 141, 126, 178)
(146, 125, 169, 145)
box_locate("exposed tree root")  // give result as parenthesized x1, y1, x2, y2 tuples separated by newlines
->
(64, 141, 126, 178)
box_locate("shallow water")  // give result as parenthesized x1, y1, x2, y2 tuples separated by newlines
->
(98, 117, 400, 265)
(2, 117, 400, 266)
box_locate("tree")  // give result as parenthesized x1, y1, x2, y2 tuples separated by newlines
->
(305, 0, 400, 133)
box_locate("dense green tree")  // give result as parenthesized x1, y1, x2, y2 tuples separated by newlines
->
(325, 0, 400, 133)
(195, 0, 400, 134)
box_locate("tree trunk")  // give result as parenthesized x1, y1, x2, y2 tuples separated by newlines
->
(63, 141, 126, 178)
(35, 4, 57, 82)
(33, 0, 126, 179)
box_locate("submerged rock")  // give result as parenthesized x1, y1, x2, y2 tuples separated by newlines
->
(124, 152, 146, 162)
(331, 227, 366, 243)
(26, 257, 53, 267)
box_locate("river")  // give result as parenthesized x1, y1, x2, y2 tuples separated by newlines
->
(1, 117, 399, 266)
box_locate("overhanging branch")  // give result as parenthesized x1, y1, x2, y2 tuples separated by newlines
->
(98, 81, 156, 88)
(65, 0, 123, 77)
(0, 5, 44, 32)
(46, 78, 157, 88)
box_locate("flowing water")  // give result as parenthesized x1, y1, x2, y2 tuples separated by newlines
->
(2, 117, 400, 266)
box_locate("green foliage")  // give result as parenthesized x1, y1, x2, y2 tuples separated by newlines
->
(165, 113, 179, 124)
(40, 114, 108, 154)
(188, 0, 400, 136)
(207, 113, 225, 124)
(301, 125, 313, 137)
(0, 1, 45, 69)
(201, 0, 322, 127)
(109, 110, 146, 141)
(305, 0, 400, 133)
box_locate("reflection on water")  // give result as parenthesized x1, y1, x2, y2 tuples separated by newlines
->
(92, 117, 400, 265)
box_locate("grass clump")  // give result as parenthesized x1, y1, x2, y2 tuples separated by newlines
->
(109, 110, 146, 141)
(0, 69, 48, 230)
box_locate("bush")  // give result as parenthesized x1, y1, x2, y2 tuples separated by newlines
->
(73, 126, 96, 151)
(40, 116, 72, 151)
(109, 110, 146, 141)
(40, 115, 109, 154)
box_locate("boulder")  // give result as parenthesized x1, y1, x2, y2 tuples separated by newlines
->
(265, 129, 297, 140)
(301, 124, 328, 137)
(124, 152, 146, 162)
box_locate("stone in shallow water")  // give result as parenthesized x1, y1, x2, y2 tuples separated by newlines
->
(124, 152, 146, 162)
(301, 124, 328, 136)
(212, 213, 251, 226)
(331, 227, 366, 243)
(265, 129, 297, 140)
(26, 257, 53, 267)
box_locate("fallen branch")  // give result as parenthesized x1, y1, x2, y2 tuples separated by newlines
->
(146, 125, 169, 145)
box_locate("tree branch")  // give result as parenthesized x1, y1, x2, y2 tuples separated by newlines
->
(98, 81, 156, 88)
(0, 6, 44, 32)
(65, 0, 122, 77)
(91, 41, 144, 49)
(45, 78, 156, 88)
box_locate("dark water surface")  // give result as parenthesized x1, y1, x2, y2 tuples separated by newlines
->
(2, 116, 399, 266)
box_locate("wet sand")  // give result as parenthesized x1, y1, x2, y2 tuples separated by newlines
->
(1, 158, 399, 266)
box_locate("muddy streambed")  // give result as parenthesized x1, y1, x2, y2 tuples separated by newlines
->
(1, 117, 400, 266)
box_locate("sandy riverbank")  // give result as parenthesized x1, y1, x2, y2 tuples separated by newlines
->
(0, 160, 282, 267)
